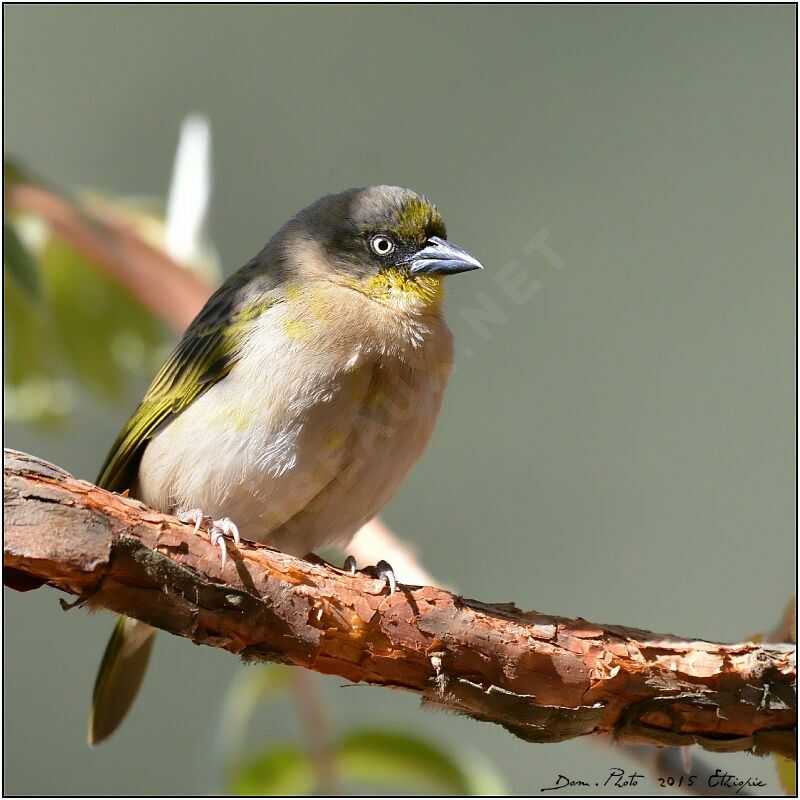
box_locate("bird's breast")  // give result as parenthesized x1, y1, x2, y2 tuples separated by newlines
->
(137, 292, 453, 554)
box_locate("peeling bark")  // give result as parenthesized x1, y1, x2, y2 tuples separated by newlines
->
(3, 449, 796, 758)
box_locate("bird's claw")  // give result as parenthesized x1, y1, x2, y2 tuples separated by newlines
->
(343, 555, 358, 575)
(209, 518, 240, 569)
(375, 560, 397, 595)
(178, 509, 240, 569)
(212, 517, 241, 547)
(343, 555, 396, 595)
(210, 527, 228, 569)
(178, 508, 205, 533)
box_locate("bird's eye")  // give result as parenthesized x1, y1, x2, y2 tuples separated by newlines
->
(369, 234, 395, 257)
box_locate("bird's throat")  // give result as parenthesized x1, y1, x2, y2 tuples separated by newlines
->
(360, 268, 443, 310)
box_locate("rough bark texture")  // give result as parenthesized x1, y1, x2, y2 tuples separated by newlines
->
(4, 449, 796, 759)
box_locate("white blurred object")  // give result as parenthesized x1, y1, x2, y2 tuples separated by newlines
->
(165, 114, 213, 266)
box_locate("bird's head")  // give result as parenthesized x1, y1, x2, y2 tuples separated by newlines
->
(279, 186, 483, 310)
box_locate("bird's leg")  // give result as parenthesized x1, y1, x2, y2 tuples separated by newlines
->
(177, 509, 240, 569)
(342, 555, 396, 595)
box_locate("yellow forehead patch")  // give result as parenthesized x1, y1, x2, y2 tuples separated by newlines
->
(393, 197, 446, 244)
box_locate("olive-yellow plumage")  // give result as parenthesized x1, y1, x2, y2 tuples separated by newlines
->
(89, 186, 483, 744)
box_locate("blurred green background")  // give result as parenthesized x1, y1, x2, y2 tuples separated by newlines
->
(4, 4, 795, 796)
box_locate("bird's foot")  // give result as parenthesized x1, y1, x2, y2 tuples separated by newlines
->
(343, 555, 396, 595)
(177, 508, 240, 569)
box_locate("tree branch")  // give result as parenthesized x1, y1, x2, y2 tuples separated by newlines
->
(4, 449, 795, 759)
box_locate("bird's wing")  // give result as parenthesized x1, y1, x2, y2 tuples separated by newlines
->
(96, 277, 277, 493)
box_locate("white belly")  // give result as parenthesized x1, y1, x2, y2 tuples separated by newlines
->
(136, 302, 453, 556)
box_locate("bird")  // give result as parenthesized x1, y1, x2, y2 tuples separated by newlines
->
(88, 185, 483, 745)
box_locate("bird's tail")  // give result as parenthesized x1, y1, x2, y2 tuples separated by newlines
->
(88, 616, 156, 746)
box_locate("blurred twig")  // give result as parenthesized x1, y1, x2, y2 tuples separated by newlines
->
(289, 670, 337, 794)
(6, 184, 208, 331)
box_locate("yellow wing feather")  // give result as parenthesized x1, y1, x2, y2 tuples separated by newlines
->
(96, 281, 276, 494)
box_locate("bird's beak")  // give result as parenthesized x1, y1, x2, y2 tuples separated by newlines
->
(409, 236, 484, 276)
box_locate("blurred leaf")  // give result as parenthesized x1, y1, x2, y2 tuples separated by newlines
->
(4, 154, 210, 429)
(335, 729, 483, 795)
(218, 666, 293, 760)
(775, 756, 796, 796)
(456, 753, 507, 796)
(228, 746, 314, 796)
(4, 272, 72, 426)
(4, 258, 59, 385)
(4, 215, 169, 426)
(4, 221, 41, 298)
(40, 238, 165, 398)
(228, 727, 506, 797)
(3, 157, 36, 192)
